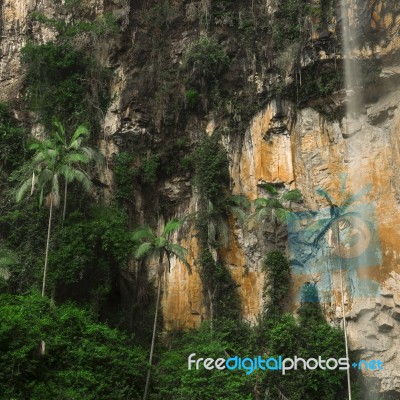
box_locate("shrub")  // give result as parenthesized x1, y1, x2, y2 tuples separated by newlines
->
(0, 103, 27, 172)
(185, 88, 199, 108)
(183, 37, 229, 81)
(152, 323, 253, 400)
(262, 251, 290, 319)
(21, 42, 88, 127)
(0, 293, 146, 399)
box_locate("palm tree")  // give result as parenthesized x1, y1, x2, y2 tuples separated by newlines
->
(132, 218, 191, 400)
(16, 121, 96, 297)
(50, 117, 102, 221)
(311, 179, 371, 400)
(250, 184, 302, 246)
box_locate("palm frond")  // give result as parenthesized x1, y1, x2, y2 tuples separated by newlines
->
(248, 207, 272, 226)
(230, 194, 251, 210)
(258, 183, 278, 195)
(229, 206, 248, 225)
(254, 197, 282, 209)
(155, 236, 167, 249)
(51, 117, 66, 144)
(16, 176, 34, 203)
(39, 186, 44, 206)
(166, 244, 192, 274)
(37, 168, 54, 187)
(32, 151, 52, 165)
(64, 152, 90, 164)
(134, 242, 153, 259)
(71, 125, 89, 145)
(59, 165, 77, 182)
(80, 147, 104, 165)
(72, 170, 92, 192)
(132, 226, 156, 242)
(275, 207, 290, 222)
(162, 218, 182, 237)
(282, 189, 302, 202)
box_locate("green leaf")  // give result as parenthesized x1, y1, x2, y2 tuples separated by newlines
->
(71, 124, 89, 144)
(258, 183, 279, 195)
(282, 189, 302, 202)
(39, 186, 44, 206)
(16, 176, 33, 203)
(134, 242, 152, 259)
(162, 218, 182, 237)
(51, 116, 66, 144)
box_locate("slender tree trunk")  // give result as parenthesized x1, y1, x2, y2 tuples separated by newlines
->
(62, 181, 68, 223)
(336, 221, 352, 400)
(39, 196, 53, 356)
(143, 263, 162, 400)
(42, 196, 53, 297)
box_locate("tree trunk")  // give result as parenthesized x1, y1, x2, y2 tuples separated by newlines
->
(143, 262, 163, 400)
(62, 181, 68, 223)
(39, 195, 53, 357)
(335, 220, 352, 400)
(42, 196, 53, 297)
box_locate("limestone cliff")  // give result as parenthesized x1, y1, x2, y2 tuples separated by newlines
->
(2, 0, 400, 395)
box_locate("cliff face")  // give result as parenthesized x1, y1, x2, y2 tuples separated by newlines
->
(2, 0, 400, 394)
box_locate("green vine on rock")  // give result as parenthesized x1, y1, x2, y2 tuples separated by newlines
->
(193, 133, 240, 322)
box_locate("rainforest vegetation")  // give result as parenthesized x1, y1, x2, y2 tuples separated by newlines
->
(0, 0, 382, 399)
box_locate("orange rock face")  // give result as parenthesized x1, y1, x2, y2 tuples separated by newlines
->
(161, 91, 400, 375)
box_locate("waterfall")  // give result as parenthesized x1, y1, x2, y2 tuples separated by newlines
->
(339, 1, 363, 399)
(340, 0, 362, 119)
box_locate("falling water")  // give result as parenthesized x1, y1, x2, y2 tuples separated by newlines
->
(339, 2, 382, 399)
(339, 1, 363, 399)
(340, 0, 362, 120)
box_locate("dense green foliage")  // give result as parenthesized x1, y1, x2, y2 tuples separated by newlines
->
(193, 134, 240, 321)
(152, 323, 253, 400)
(262, 251, 291, 320)
(257, 251, 347, 399)
(0, 294, 146, 399)
(21, 13, 118, 130)
(0, 104, 27, 173)
(22, 42, 88, 128)
(0, 201, 51, 293)
(271, 0, 335, 50)
(183, 37, 229, 81)
(49, 207, 131, 304)
(114, 152, 136, 203)
(193, 133, 229, 210)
